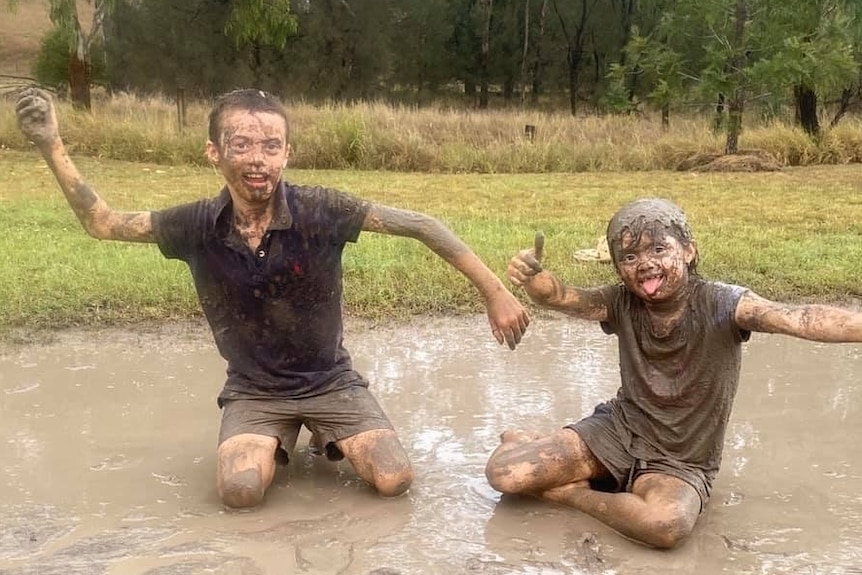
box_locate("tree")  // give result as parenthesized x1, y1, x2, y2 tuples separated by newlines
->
(477, 0, 493, 108)
(748, 0, 859, 136)
(551, 0, 600, 115)
(622, 0, 755, 152)
(224, 0, 298, 86)
(104, 0, 253, 96)
(515, 0, 556, 103)
(606, 33, 686, 127)
(389, 0, 455, 102)
(37, 0, 115, 109)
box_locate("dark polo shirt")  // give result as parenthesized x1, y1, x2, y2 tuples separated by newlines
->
(152, 181, 371, 402)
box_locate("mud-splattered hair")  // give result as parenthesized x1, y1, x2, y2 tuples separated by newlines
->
(606, 198, 699, 276)
(207, 89, 290, 147)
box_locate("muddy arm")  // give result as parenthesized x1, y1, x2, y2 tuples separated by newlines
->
(507, 233, 609, 322)
(735, 290, 862, 342)
(362, 203, 530, 349)
(15, 88, 155, 243)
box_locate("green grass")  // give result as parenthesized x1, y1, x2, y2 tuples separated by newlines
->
(1, 149, 861, 335)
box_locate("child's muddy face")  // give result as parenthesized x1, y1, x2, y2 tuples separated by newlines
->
(615, 230, 695, 302)
(206, 109, 289, 206)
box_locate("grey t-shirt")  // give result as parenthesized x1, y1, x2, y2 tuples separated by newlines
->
(598, 280, 750, 480)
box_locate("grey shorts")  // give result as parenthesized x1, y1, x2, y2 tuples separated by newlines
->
(218, 385, 395, 464)
(568, 402, 710, 511)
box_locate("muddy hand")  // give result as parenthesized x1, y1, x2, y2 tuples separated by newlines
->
(487, 290, 531, 350)
(506, 231, 545, 287)
(15, 87, 59, 148)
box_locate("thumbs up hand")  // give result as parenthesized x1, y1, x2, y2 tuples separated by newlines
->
(507, 231, 546, 287)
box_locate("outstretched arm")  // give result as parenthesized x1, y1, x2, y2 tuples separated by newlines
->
(362, 203, 529, 350)
(15, 88, 154, 243)
(735, 290, 862, 342)
(507, 232, 609, 322)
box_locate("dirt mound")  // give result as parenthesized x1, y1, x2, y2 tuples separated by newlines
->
(677, 150, 783, 172)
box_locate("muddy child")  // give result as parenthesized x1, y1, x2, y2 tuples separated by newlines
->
(15, 87, 530, 508)
(485, 198, 862, 548)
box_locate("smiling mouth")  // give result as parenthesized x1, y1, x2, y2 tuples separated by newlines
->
(640, 275, 664, 296)
(243, 173, 268, 187)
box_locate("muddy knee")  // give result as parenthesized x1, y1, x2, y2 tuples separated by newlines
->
(373, 466, 414, 497)
(645, 508, 697, 549)
(485, 459, 520, 494)
(220, 469, 266, 508)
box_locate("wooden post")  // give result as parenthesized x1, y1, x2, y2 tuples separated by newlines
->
(176, 87, 187, 133)
(524, 124, 536, 142)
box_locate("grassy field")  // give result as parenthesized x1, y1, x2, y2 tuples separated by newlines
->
(2, 15, 861, 336)
(2, 148, 861, 336)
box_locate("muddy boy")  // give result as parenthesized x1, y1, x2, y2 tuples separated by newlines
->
(15, 87, 530, 508)
(486, 198, 862, 548)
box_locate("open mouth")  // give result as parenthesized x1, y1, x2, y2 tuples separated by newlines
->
(640, 275, 664, 296)
(243, 173, 268, 187)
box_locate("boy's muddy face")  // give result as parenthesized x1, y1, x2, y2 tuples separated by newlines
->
(206, 109, 289, 206)
(615, 230, 695, 303)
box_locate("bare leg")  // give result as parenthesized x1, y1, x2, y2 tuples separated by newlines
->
(485, 428, 608, 494)
(336, 429, 413, 497)
(485, 428, 700, 548)
(217, 433, 278, 508)
(541, 473, 701, 549)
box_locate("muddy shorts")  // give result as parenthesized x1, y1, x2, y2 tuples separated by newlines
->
(567, 402, 710, 511)
(218, 385, 395, 464)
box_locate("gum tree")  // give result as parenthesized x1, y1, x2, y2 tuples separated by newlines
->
(35, 0, 116, 110)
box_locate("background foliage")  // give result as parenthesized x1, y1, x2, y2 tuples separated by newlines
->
(4, 0, 860, 127)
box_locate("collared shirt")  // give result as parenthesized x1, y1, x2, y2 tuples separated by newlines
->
(152, 180, 371, 401)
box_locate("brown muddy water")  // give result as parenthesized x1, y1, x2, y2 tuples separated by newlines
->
(1, 316, 860, 575)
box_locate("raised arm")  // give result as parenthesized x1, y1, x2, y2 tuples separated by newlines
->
(362, 203, 529, 349)
(15, 88, 154, 243)
(735, 290, 862, 342)
(507, 232, 609, 323)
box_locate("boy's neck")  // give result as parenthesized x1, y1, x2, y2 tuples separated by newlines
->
(232, 199, 275, 250)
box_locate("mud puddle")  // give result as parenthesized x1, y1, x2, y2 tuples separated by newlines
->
(1, 316, 860, 575)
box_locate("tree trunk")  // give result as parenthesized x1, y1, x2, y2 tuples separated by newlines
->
(553, 0, 595, 116)
(503, 76, 515, 102)
(568, 47, 582, 115)
(725, 0, 748, 155)
(478, 0, 493, 109)
(68, 52, 91, 110)
(464, 78, 476, 97)
(830, 84, 857, 128)
(794, 84, 820, 136)
(519, 0, 530, 102)
(529, 0, 548, 104)
(618, 0, 636, 101)
(726, 97, 742, 154)
(65, 2, 92, 110)
(713, 92, 726, 132)
(249, 42, 264, 87)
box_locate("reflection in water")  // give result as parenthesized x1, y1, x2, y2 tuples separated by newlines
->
(0, 317, 860, 575)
